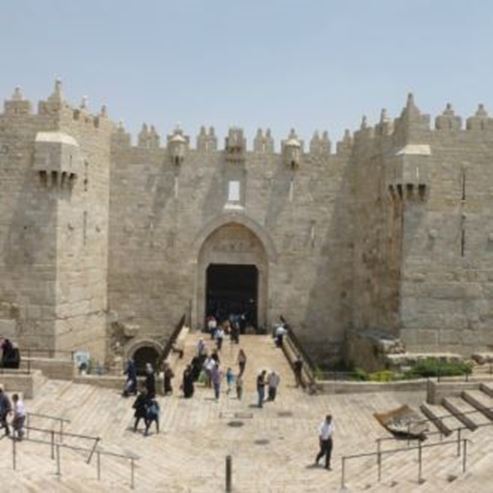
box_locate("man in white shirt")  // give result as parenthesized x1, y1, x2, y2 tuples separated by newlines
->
(315, 414, 334, 469)
(12, 393, 25, 441)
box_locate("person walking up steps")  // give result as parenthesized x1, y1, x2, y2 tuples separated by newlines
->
(225, 367, 234, 395)
(256, 370, 267, 408)
(211, 363, 223, 400)
(163, 362, 174, 396)
(267, 370, 280, 401)
(315, 414, 334, 470)
(132, 388, 149, 432)
(144, 398, 160, 436)
(237, 349, 247, 377)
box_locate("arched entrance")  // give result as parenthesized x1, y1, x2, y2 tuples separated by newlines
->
(196, 221, 269, 330)
(127, 339, 163, 376)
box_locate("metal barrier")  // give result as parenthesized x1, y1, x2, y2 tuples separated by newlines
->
(341, 437, 470, 489)
(156, 313, 187, 370)
(8, 424, 137, 489)
(25, 412, 71, 443)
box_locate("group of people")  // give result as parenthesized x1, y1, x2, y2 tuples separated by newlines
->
(206, 314, 243, 345)
(0, 386, 26, 440)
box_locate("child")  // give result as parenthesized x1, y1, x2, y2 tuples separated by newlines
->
(225, 367, 234, 394)
(12, 394, 25, 440)
(236, 374, 243, 400)
(145, 398, 160, 436)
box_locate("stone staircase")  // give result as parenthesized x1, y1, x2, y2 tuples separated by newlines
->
(0, 333, 492, 491)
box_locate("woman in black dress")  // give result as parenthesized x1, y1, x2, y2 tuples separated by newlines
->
(182, 364, 194, 398)
(132, 388, 149, 432)
(163, 362, 174, 395)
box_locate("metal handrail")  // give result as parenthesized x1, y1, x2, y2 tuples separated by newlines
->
(279, 315, 316, 372)
(156, 313, 187, 369)
(22, 348, 75, 361)
(10, 427, 138, 489)
(341, 437, 471, 489)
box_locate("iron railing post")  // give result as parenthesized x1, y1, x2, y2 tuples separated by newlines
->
(341, 457, 346, 489)
(26, 414, 30, 440)
(226, 455, 232, 492)
(130, 458, 135, 490)
(418, 440, 423, 483)
(12, 433, 16, 470)
(97, 451, 101, 480)
(56, 444, 61, 478)
(462, 439, 467, 473)
(457, 428, 462, 457)
(377, 439, 382, 482)
(60, 420, 64, 444)
(51, 430, 55, 459)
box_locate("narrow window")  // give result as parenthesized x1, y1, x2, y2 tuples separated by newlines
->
(228, 180, 240, 202)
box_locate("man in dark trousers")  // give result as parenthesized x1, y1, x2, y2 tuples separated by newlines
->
(293, 355, 303, 388)
(0, 386, 12, 436)
(315, 414, 334, 470)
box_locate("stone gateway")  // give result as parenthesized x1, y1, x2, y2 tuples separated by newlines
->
(1, 81, 493, 367)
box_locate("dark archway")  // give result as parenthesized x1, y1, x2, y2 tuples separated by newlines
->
(206, 264, 258, 328)
(133, 346, 160, 376)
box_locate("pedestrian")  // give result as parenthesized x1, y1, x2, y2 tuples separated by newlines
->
(182, 364, 194, 398)
(293, 355, 303, 388)
(144, 398, 160, 436)
(132, 388, 149, 432)
(207, 316, 217, 339)
(0, 386, 12, 436)
(123, 358, 137, 397)
(145, 363, 156, 398)
(197, 338, 206, 356)
(256, 370, 267, 408)
(163, 362, 174, 396)
(211, 363, 223, 400)
(237, 349, 247, 377)
(236, 374, 243, 400)
(267, 370, 281, 401)
(203, 355, 215, 388)
(215, 326, 225, 351)
(225, 367, 234, 394)
(275, 324, 287, 348)
(315, 414, 334, 470)
(211, 349, 220, 365)
(12, 394, 26, 440)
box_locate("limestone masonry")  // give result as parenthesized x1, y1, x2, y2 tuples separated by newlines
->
(1, 80, 493, 367)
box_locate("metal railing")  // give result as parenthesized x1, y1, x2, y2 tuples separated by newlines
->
(22, 348, 75, 361)
(341, 437, 470, 489)
(9, 424, 137, 489)
(25, 412, 71, 443)
(279, 316, 317, 390)
(156, 313, 187, 369)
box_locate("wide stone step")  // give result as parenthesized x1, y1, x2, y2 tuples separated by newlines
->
(420, 403, 463, 436)
(461, 390, 493, 421)
(441, 396, 489, 430)
(480, 382, 493, 398)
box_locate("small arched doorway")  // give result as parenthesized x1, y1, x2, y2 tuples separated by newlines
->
(196, 222, 269, 330)
(128, 340, 163, 376)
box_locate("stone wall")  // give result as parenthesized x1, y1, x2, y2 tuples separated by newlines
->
(108, 126, 353, 363)
(2, 82, 493, 367)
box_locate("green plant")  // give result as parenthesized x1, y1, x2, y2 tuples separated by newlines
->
(368, 370, 395, 382)
(351, 368, 369, 381)
(402, 358, 473, 379)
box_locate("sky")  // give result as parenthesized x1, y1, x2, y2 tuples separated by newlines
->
(0, 0, 492, 145)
